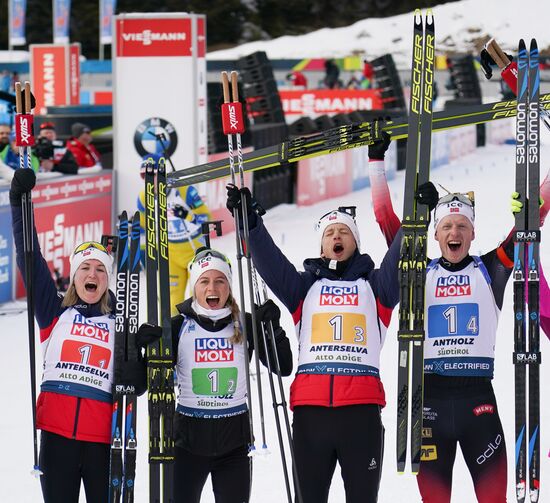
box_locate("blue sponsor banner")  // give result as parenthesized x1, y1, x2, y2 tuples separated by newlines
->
(100, 0, 117, 44)
(0, 187, 13, 303)
(53, 0, 71, 44)
(9, 0, 27, 46)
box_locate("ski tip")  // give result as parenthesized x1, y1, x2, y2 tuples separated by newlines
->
(519, 39, 526, 51)
(30, 466, 43, 478)
(257, 445, 271, 457)
(413, 9, 422, 23)
(530, 38, 538, 51)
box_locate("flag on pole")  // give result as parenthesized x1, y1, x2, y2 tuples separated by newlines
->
(53, 0, 71, 44)
(100, 0, 117, 45)
(9, 0, 27, 46)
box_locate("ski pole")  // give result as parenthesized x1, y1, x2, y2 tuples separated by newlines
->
(14, 81, 42, 477)
(250, 267, 304, 503)
(221, 70, 259, 455)
(227, 70, 269, 454)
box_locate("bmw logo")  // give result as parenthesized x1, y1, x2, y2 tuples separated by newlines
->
(133, 117, 178, 157)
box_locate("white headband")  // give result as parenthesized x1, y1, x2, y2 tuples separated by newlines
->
(69, 244, 113, 282)
(434, 199, 475, 229)
(316, 210, 361, 252)
(189, 253, 233, 295)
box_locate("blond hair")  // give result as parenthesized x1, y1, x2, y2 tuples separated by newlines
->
(227, 294, 243, 345)
(61, 283, 112, 314)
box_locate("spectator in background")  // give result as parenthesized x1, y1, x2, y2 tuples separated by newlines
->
(66, 122, 102, 170)
(0, 130, 39, 182)
(286, 70, 308, 89)
(362, 60, 374, 89)
(0, 123, 11, 148)
(0, 71, 11, 92)
(323, 59, 341, 89)
(35, 122, 79, 175)
(346, 71, 363, 89)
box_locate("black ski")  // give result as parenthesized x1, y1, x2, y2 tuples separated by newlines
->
(145, 156, 175, 503)
(109, 211, 142, 503)
(397, 9, 434, 474)
(526, 39, 541, 503)
(123, 211, 142, 502)
(513, 38, 541, 503)
(168, 93, 550, 188)
(109, 211, 129, 503)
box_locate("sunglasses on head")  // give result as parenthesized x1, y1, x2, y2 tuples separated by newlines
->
(73, 241, 109, 254)
(191, 248, 231, 269)
(438, 191, 475, 207)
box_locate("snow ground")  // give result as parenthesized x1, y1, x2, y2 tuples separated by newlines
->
(2, 130, 550, 502)
(208, 0, 550, 68)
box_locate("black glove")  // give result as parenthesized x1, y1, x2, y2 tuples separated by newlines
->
(255, 299, 281, 329)
(226, 184, 252, 216)
(173, 204, 188, 220)
(415, 181, 439, 212)
(368, 131, 391, 160)
(10, 168, 37, 206)
(118, 360, 148, 397)
(136, 323, 162, 348)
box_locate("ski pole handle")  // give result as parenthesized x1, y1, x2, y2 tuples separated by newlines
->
(222, 71, 230, 104)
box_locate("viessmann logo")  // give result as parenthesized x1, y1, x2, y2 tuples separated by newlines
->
(122, 30, 186, 46)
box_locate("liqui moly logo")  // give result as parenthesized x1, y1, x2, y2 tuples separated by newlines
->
(320, 285, 359, 306)
(435, 275, 471, 297)
(195, 338, 234, 362)
(71, 314, 110, 342)
(122, 29, 186, 46)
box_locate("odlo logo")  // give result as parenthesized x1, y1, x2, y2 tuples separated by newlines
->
(476, 434, 502, 465)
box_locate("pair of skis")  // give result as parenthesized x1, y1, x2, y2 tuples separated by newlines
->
(396, 10, 434, 474)
(144, 156, 175, 502)
(512, 39, 541, 503)
(168, 93, 550, 188)
(109, 212, 141, 502)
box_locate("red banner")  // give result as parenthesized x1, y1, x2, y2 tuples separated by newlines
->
(296, 150, 353, 206)
(68, 43, 80, 105)
(116, 18, 192, 57)
(279, 89, 383, 118)
(16, 174, 113, 297)
(30, 45, 67, 115)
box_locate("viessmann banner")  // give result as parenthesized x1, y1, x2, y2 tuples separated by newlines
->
(113, 13, 207, 215)
(30, 43, 81, 114)
(279, 89, 383, 118)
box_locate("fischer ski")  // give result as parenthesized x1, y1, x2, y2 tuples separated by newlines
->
(109, 211, 142, 503)
(512, 39, 541, 503)
(168, 94, 550, 187)
(145, 156, 175, 503)
(396, 9, 434, 474)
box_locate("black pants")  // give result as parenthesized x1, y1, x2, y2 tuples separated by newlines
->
(174, 444, 251, 503)
(39, 430, 110, 503)
(293, 404, 384, 503)
(417, 380, 507, 503)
